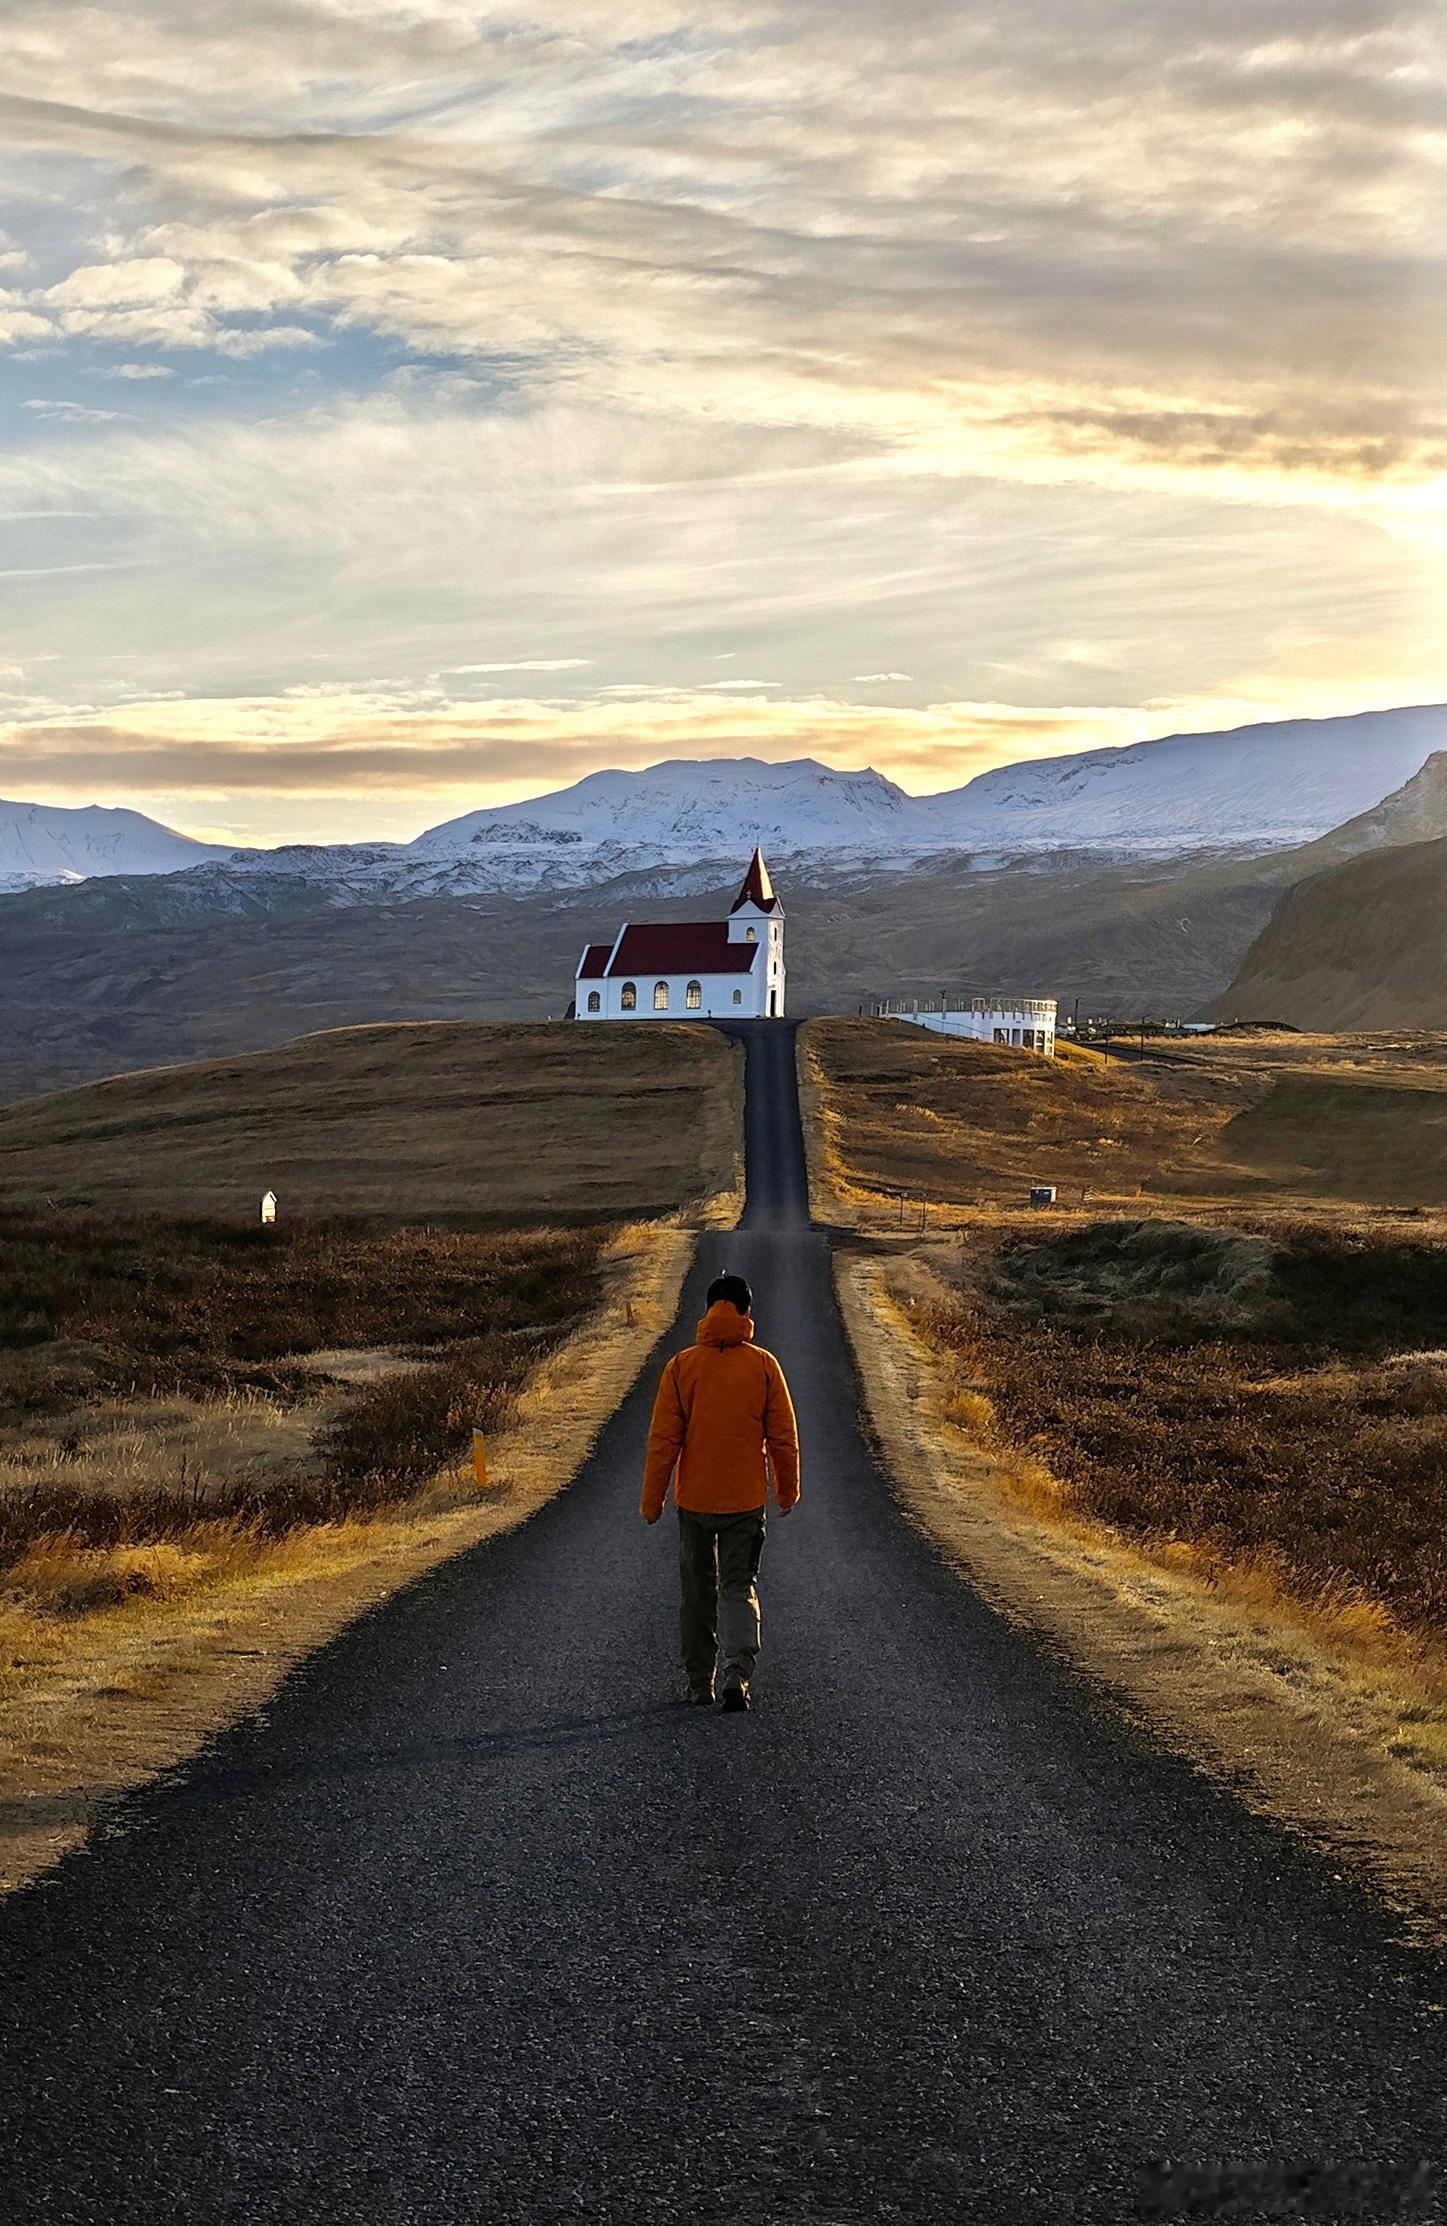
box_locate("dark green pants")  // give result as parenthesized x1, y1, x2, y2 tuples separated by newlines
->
(678, 1507, 766, 1694)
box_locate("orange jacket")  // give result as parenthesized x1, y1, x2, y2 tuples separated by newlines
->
(641, 1301, 800, 1520)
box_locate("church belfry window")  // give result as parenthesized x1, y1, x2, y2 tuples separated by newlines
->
(653, 980, 669, 1010)
(745, 927, 756, 943)
(620, 981, 637, 1010)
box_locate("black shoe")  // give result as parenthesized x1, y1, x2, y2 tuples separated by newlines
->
(720, 1684, 750, 1712)
(685, 1686, 715, 1706)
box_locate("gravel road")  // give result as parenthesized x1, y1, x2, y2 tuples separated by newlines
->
(1, 1020, 1445, 2224)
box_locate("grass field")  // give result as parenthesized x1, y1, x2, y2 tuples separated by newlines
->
(802, 1016, 1447, 1220)
(0, 1009, 744, 1597)
(0, 1019, 743, 1225)
(804, 1015, 1447, 1767)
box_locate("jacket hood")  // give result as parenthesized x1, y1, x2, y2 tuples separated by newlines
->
(696, 1300, 755, 1348)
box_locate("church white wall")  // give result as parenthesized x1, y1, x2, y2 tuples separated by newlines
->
(575, 970, 769, 1021)
(723, 910, 786, 1016)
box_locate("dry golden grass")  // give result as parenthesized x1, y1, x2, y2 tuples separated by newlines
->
(0, 1019, 744, 1225)
(803, 1016, 1447, 1648)
(0, 1211, 607, 1410)
(0, 1389, 320, 1507)
(0, 1221, 695, 1895)
(0, 1216, 608, 1672)
(801, 1016, 1447, 1227)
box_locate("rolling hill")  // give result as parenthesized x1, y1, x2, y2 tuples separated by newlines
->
(396, 703, 1447, 869)
(1300, 751, 1447, 858)
(931, 703, 1446, 854)
(0, 1021, 742, 1223)
(1210, 835, 1447, 1029)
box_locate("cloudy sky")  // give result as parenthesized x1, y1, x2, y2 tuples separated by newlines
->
(0, 0, 1442, 845)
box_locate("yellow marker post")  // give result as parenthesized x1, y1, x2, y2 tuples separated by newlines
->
(471, 1430, 488, 1491)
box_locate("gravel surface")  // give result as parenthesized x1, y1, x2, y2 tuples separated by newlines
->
(1, 1022, 1445, 2224)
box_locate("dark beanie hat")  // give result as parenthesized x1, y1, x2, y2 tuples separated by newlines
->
(706, 1270, 753, 1315)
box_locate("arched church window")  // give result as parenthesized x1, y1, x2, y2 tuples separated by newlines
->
(731, 990, 743, 1007)
(653, 980, 669, 1010)
(586, 991, 601, 1013)
(685, 981, 702, 1010)
(620, 981, 637, 1010)
(745, 927, 756, 943)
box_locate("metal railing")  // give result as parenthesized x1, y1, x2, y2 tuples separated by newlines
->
(874, 995, 1057, 1020)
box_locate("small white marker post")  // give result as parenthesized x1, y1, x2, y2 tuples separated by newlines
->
(260, 1190, 277, 1226)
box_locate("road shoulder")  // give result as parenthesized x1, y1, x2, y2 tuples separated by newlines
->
(836, 1241, 1447, 1945)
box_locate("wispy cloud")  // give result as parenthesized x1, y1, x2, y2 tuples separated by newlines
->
(21, 399, 127, 424)
(0, 559, 149, 578)
(441, 659, 594, 674)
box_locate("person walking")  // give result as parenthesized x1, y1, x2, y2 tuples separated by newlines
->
(641, 1270, 800, 1711)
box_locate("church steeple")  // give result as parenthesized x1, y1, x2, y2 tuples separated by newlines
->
(730, 847, 780, 915)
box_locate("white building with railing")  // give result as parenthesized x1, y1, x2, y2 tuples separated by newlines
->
(874, 994, 1057, 1056)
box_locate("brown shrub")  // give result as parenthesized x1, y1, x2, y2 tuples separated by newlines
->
(0, 1218, 608, 1570)
(0, 1210, 606, 1413)
(319, 1331, 550, 1492)
(925, 1220, 1447, 1640)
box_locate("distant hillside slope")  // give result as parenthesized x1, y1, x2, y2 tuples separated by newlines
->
(0, 1022, 743, 1223)
(0, 851, 1294, 1103)
(1209, 836, 1447, 1029)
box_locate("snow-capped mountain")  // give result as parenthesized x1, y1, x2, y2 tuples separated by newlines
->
(5, 703, 1444, 906)
(0, 800, 233, 893)
(411, 759, 921, 863)
(408, 708, 1447, 873)
(169, 760, 933, 908)
(929, 705, 1447, 853)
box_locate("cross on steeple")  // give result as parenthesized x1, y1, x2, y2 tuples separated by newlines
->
(730, 848, 779, 914)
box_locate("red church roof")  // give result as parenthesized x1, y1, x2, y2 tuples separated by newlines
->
(577, 943, 612, 979)
(730, 848, 779, 915)
(605, 922, 758, 977)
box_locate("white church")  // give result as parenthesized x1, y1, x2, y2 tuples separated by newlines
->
(573, 850, 786, 1021)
